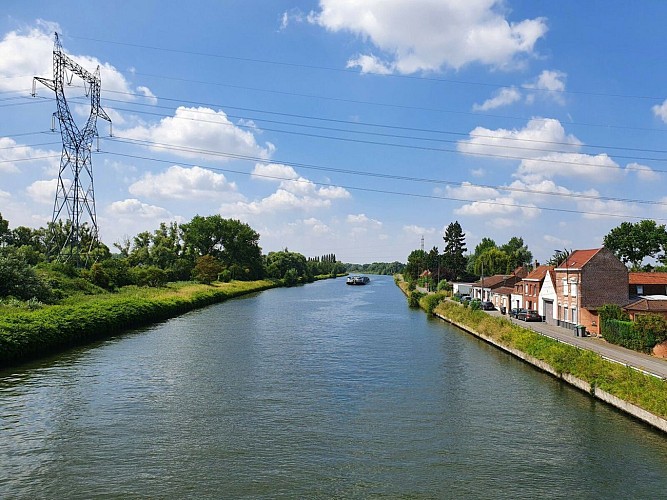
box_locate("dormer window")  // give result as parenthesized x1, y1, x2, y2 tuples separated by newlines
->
(637, 285, 644, 295)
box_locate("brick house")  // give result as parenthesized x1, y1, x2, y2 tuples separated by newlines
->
(521, 265, 553, 312)
(554, 248, 628, 336)
(490, 286, 514, 312)
(623, 298, 667, 321)
(628, 272, 667, 297)
(470, 268, 527, 304)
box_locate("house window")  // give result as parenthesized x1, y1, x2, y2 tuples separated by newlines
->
(564, 307, 569, 322)
(562, 279, 568, 296)
(570, 282, 577, 297)
(572, 308, 578, 324)
(637, 285, 644, 295)
(525, 284, 528, 294)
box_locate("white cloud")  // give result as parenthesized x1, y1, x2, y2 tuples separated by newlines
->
(457, 118, 622, 183)
(302, 217, 331, 235)
(543, 234, 572, 247)
(445, 181, 499, 201)
(251, 163, 299, 181)
(403, 224, 435, 236)
(26, 178, 60, 204)
(473, 87, 521, 111)
(107, 198, 171, 219)
(220, 185, 350, 219)
(523, 69, 567, 103)
(454, 196, 539, 219)
(516, 152, 621, 184)
(310, 0, 548, 73)
(136, 86, 158, 105)
(280, 8, 308, 30)
(128, 165, 238, 200)
(346, 54, 394, 75)
(0, 22, 154, 101)
(347, 213, 382, 228)
(627, 162, 661, 181)
(0, 137, 60, 174)
(652, 99, 667, 123)
(458, 118, 581, 159)
(576, 192, 637, 220)
(123, 106, 274, 161)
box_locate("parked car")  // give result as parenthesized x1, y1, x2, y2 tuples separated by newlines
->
(460, 295, 472, 303)
(509, 308, 520, 318)
(523, 310, 542, 322)
(515, 308, 528, 320)
(482, 301, 495, 311)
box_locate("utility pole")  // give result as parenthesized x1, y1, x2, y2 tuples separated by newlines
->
(33, 33, 111, 266)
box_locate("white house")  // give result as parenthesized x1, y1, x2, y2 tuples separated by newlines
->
(538, 268, 558, 325)
(452, 282, 474, 296)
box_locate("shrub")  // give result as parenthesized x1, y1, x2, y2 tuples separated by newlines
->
(130, 266, 168, 287)
(603, 314, 667, 353)
(408, 290, 425, 307)
(193, 255, 223, 284)
(421, 292, 447, 315)
(470, 299, 482, 311)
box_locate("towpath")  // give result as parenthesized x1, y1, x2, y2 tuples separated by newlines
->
(485, 309, 667, 379)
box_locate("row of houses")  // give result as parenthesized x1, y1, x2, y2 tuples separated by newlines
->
(454, 247, 667, 336)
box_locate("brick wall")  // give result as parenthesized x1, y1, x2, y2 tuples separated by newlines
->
(580, 248, 628, 308)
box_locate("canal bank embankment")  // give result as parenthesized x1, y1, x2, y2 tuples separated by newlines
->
(396, 279, 667, 433)
(0, 280, 277, 368)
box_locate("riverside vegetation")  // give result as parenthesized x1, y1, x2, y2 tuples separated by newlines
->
(0, 213, 349, 367)
(396, 278, 667, 421)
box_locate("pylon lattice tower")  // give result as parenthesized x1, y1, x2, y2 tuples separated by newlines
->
(32, 32, 111, 265)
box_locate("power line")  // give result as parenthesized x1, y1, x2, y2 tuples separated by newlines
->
(68, 34, 667, 102)
(99, 147, 667, 221)
(103, 134, 667, 206)
(93, 91, 667, 158)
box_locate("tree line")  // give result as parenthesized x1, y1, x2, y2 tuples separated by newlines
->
(403, 219, 667, 288)
(0, 213, 345, 303)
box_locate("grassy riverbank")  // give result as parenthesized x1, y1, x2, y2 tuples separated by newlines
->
(0, 280, 275, 367)
(397, 279, 667, 421)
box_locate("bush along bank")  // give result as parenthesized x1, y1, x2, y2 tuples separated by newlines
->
(0, 280, 276, 368)
(395, 279, 667, 432)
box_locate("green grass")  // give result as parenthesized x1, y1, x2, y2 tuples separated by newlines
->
(432, 300, 667, 420)
(0, 280, 276, 367)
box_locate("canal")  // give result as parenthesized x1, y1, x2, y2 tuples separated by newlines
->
(1, 276, 666, 498)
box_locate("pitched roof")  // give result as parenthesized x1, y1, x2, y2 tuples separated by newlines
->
(623, 298, 667, 312)
(473, 274, 520, 289)
(555, 248, 602, 271)
(523, 265, 553, 281)
(629, 272, 667, 285)
(492, 286, 515, 296)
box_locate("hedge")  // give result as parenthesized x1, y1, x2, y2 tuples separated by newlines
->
(0, 280, 276, 367)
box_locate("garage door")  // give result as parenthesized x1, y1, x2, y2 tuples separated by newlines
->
(543, 299, 555, 325)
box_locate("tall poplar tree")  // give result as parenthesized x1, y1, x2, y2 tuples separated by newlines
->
(442, 221, 467, 281)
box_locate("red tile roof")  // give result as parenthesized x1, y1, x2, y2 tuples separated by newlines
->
(623, 298, 667, 312)
(493, 286, 515, 296)
(473, 274, 520, 289)
(555, 248, 601, 270)
(628, 272, 667, 285)
(524, 265, 553, 281)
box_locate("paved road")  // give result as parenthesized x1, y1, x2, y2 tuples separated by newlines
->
(486, 309, 667, 379)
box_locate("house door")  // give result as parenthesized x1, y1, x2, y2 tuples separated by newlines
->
(543, 299, 555, 325)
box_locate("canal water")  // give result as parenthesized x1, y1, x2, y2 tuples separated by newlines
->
(1, 276, 666, 498)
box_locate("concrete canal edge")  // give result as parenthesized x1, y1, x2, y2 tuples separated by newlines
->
(433, 311, 667, 433)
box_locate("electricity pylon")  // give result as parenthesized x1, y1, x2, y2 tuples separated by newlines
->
(32, 32, 111, 265)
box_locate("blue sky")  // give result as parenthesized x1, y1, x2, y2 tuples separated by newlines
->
(2, 1, 667, 264)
